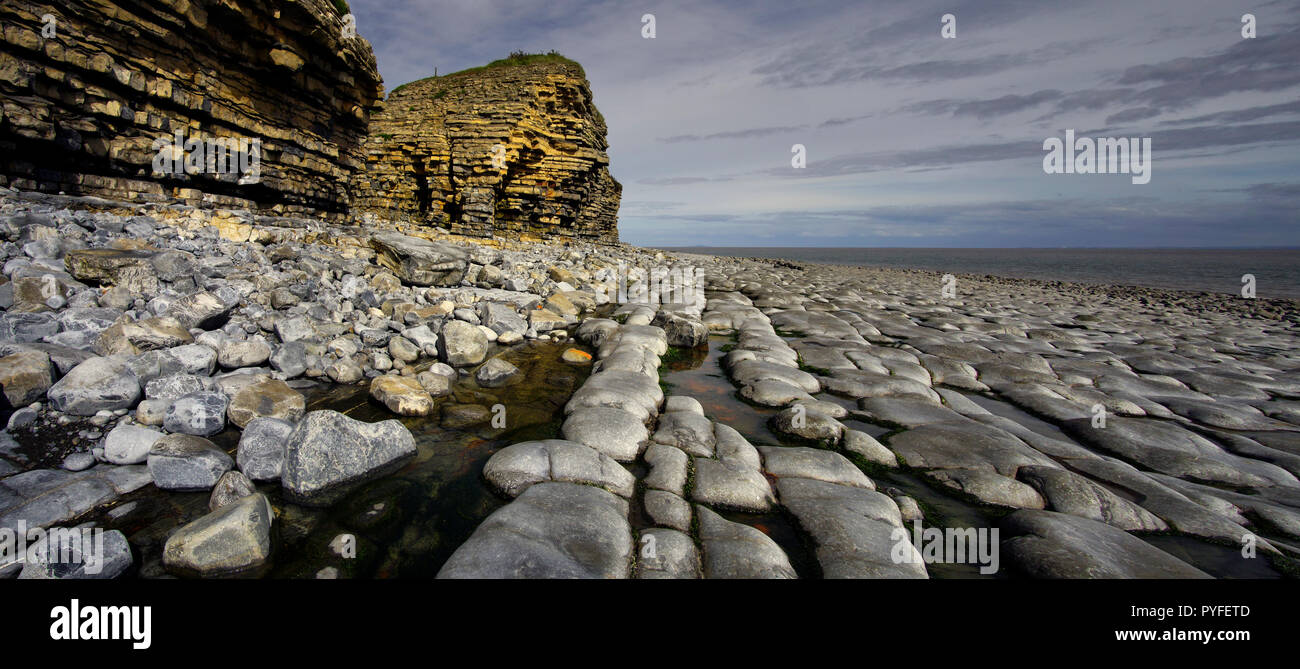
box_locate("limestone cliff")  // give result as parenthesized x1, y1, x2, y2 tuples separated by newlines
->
(0, 0, 382, 215)
(354, 55, 621, 244)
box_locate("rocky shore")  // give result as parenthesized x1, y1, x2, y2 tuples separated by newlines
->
(2, 188, 1299, 579)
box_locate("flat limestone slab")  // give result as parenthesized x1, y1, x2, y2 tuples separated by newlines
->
(438, 482, 632, 579)
(1001, 510, 1210, 579)
(776, 477, 927, 579)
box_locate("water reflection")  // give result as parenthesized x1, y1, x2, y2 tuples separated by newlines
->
(95, 339, 591, 579)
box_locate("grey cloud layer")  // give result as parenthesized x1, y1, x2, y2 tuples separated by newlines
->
(352, 0, 1300, 247)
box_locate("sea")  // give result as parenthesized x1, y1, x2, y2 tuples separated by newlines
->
(660, 248, 1300, 300)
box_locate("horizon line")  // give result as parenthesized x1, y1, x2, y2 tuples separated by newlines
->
(642, 245, 1300, 250)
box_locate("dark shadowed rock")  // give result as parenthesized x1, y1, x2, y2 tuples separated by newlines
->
(1001, 510, 1210, 579)
(438, 482, 632, 579)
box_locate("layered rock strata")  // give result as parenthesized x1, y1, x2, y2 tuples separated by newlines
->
(354, 57, 621, 243)
(0, 0, 382, 215)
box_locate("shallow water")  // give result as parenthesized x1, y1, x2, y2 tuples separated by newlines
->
(1141, 535, 1283, 579)
(657, 335, 1289, 579)
(658, 335, 1008, 579)
(90, 339, 590, 578)
(73, 334, 1293, 578)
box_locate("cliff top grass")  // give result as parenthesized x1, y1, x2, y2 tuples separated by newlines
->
(388, 51, 585, 98)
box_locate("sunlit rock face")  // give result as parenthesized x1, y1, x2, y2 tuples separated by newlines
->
(0, 0, 382, 216)
(354, 56, 621, 244)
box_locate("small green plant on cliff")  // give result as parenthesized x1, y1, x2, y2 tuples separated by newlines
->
(330, 0, 350, 16)
(388, 51, 583, 98)
(481, 50, 581, 73)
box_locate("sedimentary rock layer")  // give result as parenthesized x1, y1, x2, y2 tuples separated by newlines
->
(354, 57, 621, 243)
(0, 0, 382, 215)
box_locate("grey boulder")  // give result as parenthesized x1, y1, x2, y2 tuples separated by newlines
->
(163, 391, 229, 437)
(439, 319, 489, 367)
(280, 410, 417, 506)
(162, 493, 274, 577)
(46, 356, 141, 416)
(19, 528, 133, 579)
(237, 416, 294, 481)
(474, 357, 521, 387)
(103, 423, 164, 465)
(147, 434, 233, 491)
(369, 233, 468, 286)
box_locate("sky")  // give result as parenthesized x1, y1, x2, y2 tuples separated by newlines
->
(349, 0, 1300, 248)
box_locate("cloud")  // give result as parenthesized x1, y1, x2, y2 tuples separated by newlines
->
(1111, 32, 1300, 114)
(904, 90, 1064, 119)
(350, 0, 1300, 248)
(896, 32, 1300, 128)
(751, 0, 1067, 87)
(771, 120, 1300, 178)
(1105, 107, 1163, 124)
(659, 125, 807, 143)
(637, 176, 734, 186)
(818, 114, 874, 128)
(1160, 99, 1300, 126)
(1237, 182, 1300, 200)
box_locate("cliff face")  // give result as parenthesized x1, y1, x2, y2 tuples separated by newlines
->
(354, 57, 621, 244)
(0, 0, 382, 215)
(0, 6, 620, 242)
